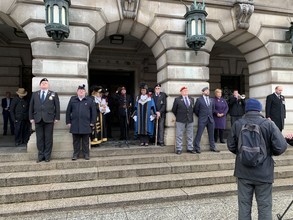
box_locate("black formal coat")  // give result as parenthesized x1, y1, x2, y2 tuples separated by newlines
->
(29, 90, 60, 123)
(265, 93, 286, 130)
(66, 96, 96, 134)
(228, 96, 245, 117)
(10, 96, 29, 122)
(172, 95, 194, 123)
(152, 92, 167, 118)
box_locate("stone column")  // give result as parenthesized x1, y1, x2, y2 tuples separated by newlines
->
(155, 33, 211, 146)
(23, 24, 94, 154)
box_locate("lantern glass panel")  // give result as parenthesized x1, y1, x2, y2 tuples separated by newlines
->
(198, 19, 202, 35)
(61, 7, 66, 25)
(191, 20, 196, 36)
(47, 6, 51, 23)
(53, 5, 59, 23)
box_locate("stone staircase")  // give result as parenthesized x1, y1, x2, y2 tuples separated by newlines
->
(0, 144, 292, 217)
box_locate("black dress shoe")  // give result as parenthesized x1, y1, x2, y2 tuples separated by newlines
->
(220, 140, 226, 143)
(187, 150, 197, 154)
(159, 143, 165, 147)
(72, 156, 77, 161)
(84, 155, 90, 160)
(195, 150, 201, 154)
(211, 148, 220, 152)
(176, 150, 182, 155)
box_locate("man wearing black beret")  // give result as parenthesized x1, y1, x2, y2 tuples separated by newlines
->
(29, 78, 60, 162)
(193, 87, 219, 153)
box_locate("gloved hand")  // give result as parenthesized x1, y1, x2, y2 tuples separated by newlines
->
(133, 115, 137, 122)
(150, 115, 155, 121)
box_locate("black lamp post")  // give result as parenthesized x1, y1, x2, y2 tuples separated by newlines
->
(286, 22, 293, 54)
(44, 0, 71, 47)
(183, 0, 208, 54)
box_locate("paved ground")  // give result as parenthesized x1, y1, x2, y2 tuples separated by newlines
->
(1, 191, 292, 220)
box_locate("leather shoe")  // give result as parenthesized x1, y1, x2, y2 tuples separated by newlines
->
(72, 156, 77, 161)
(176, 150, 182, 155)
(220, 140, 226, 143)
(187, 150, 197, 154)
(195, 150, 201, 154)
(84, 156, 90, 160)
(36, 159, 42, 163)
(45, 159, 50, 162)
(211, 148, 220, 152)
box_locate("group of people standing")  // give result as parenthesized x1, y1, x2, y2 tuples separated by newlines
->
(172, 85, 286, 155)
(1, 79, 287, 165)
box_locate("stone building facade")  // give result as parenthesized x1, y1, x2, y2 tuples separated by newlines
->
(0, 0, 293, 152)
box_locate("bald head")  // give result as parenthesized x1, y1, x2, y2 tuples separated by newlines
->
(275, 86, 283, 96)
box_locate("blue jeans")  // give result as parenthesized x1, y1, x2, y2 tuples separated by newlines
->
(237, 178, 272, 220)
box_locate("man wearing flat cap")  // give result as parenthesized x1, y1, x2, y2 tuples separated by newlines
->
(193, 87, 220, 153)
(66, 85, 96, 160)
(152, 84, 167, 146)
(29, 78, 60, 162)
(172, 86, 195, 154)
(10, 88, 31, 146)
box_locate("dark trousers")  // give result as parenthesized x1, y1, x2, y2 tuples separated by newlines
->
(139, 135, 149, 144)
(35, 120, 54, 160)
(231, 116, 242, 126)
(194, 119, 216, 151)
(72, 134, 90, 158)
(237, 178, 272, 220)
(154, 117, 165, 144)
(119, 114, 129, 140)
(14, 120, 31, 145)
(214, 128, 224, 142)
(2, 110, 14, 135)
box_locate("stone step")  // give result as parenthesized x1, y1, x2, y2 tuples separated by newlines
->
(1, 154, 292, 187)
(1, 165, 293, 204)
(0, 151, 236, 173)
(0, 148, 292, 173)
(0, 177, 291, 217)
(0, 143, 234, 162)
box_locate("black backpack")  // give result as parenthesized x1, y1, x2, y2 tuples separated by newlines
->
(237, 118, 267, 167)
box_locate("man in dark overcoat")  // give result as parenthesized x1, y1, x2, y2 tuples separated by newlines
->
(228, 89, 245, 126)
(172, 86, 195, 154)
(152, 84, 167, 146)
(115, 86, 132, 141)
(193, 87, 220, 153)
(265, 86, 286, 131)
(66, 85, 96, 160)
(29, 78, 60, 162)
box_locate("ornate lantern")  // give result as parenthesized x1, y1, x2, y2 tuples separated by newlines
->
(286, 22, 293, 54)
(44, 0, 71, 47)
(183, 0, 208, 54)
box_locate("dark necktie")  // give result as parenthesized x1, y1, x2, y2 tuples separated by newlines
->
(205, 96, 210, 106)
(184, 97, 189, 107)
(41, 91, 45, 103)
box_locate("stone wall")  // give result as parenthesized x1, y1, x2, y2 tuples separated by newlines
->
(1, 0, 293, 151)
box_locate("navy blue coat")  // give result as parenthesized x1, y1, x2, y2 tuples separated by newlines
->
(66, 96, 96, 134)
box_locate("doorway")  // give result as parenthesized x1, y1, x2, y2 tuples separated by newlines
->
(88, 69, 136, 140)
